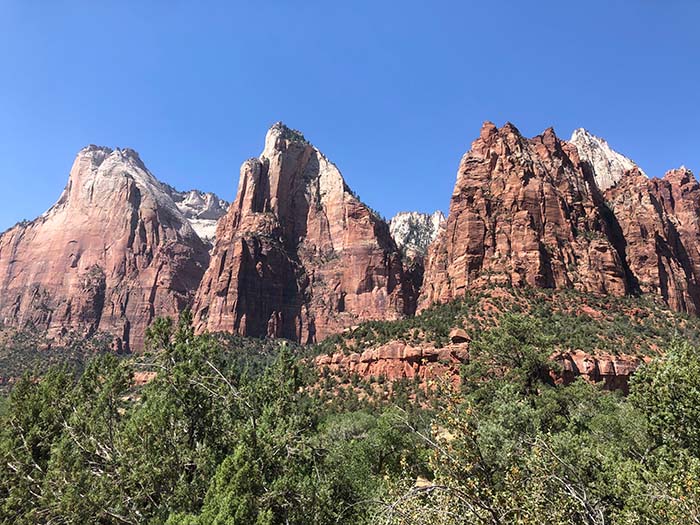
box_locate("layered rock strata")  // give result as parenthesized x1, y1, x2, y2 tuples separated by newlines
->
(193, 123, 416, 343)
(0, 146, 210, 351)
(316, 341, 647, 393)
(419, 122, 700, 316)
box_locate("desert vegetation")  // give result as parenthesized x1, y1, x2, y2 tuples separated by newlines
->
(1, 299, 699, 524)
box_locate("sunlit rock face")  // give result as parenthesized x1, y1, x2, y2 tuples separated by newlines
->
(570, 128, 644, 191)
(419, 121, 700, 316)
(193, 123, 418, 343)
(389, 210, 445, 260)
(605, 166, 700, 314)
(164, 185, 229, 246)
(316, 342, 647, 393)
(0, 146, 210, 351)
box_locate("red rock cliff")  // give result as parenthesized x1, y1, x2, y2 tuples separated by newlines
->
(316, 342, 646, 393)
(193, 123, 416, 343)
(420, 122, 700, 315)
(601, 167, 700, 314)
(0, 146, 210, 351)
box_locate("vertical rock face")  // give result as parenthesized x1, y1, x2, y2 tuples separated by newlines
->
(419, 122, 630, 309)
(389, 211, 445, 260)
(419, 121, 700, 316)
(605, 167, 700, 314)
(0, 146, 210, 351)
(163, 186, 229, 246)
(193, 123, 415, 343)
(570, 128, 644, 191)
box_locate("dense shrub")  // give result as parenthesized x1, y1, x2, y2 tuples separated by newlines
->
(2, 293, 700, 523)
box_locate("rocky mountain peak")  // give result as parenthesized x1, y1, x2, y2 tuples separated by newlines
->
(193, 124, 416, 343)
(260, 122, 311, 161)
(233, 122, 355, 244)
(419, 122, 630, 310)
(471, 121, 537, 160)
(0, 145, 211, 351)
(163, 185, 229, 246)
(421, 121, 700, 318)
(570, 128, 644, 191)
(4, 121, 699, 354)
(663, 166, 695, 184)
(80, 144, 113, 155)
(389, 211, 446, 259)
(479, 120, 498, 140)
(62, 146, 230, 246)
(267, 121, 310, 143)
(58, 145, 197, 240)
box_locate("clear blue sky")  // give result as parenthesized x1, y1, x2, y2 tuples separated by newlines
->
(1, 1, 698, 231)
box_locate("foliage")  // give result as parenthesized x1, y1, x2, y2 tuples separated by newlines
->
(0, 325, 114, 394)
(373, 320, 700, 525)
(0, 315, 425, 524)
(2, 298, 700, 523)
(313, 286, 700, 356)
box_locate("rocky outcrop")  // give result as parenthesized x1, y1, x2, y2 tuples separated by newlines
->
(316, 340, 469, 387)
(553, 350, 649, 393)
(604, 167, 700, 314)
(389, 211, 445, 259)
(570, 128, 644, 191)
(419, 121, 700, 317)
(316, 341, 645, 392)
(419, 122, 630, 309)
(164, 186, 229, 246)
(193, 123, 416, 343)
(0, 146, 210, 352)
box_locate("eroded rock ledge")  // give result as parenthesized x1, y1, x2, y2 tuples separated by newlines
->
(316, 338, 649, 393)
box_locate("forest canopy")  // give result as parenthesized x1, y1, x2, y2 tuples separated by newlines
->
(1, 310, 699, 524)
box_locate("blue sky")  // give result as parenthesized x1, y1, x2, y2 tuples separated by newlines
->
(0, 1, 698, 231)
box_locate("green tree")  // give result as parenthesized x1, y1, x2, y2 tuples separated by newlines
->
(167, 444, 272, 525)
(0, 367, 75, 524)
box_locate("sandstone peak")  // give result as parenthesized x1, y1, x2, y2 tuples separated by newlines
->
(163, 185, 229, 246)
(57, 145, 198, 241)
(268, 121, 309, 142)
(501, 121, 524, 137)
(80, 144, 113, 154)
(263, 122, 310, 156)
(479, 121, 498, 140)
(570, 128, 644, 191)
(663, 166, 694, 182)
(541, 126, 558, 146)
(473, 121, 524, 155)
(0, 146, 210, 351)
(193, 124, 416, 343)
(421, 120, 700, 318)
(74, 145, 145, 170)
(389, 210, 445, 259)
(420, 121, 631, 309)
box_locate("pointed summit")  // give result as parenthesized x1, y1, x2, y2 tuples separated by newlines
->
(263, 122, 310, 156)
(193, 124, 416, 343)
(267, 121, 309, 143)
(479, 121, 498, 140)
(0, 146, 210, 351)
(570, 128, 645, 191)
(389, 211, 446, 260)
(419, 121, 631, 310)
